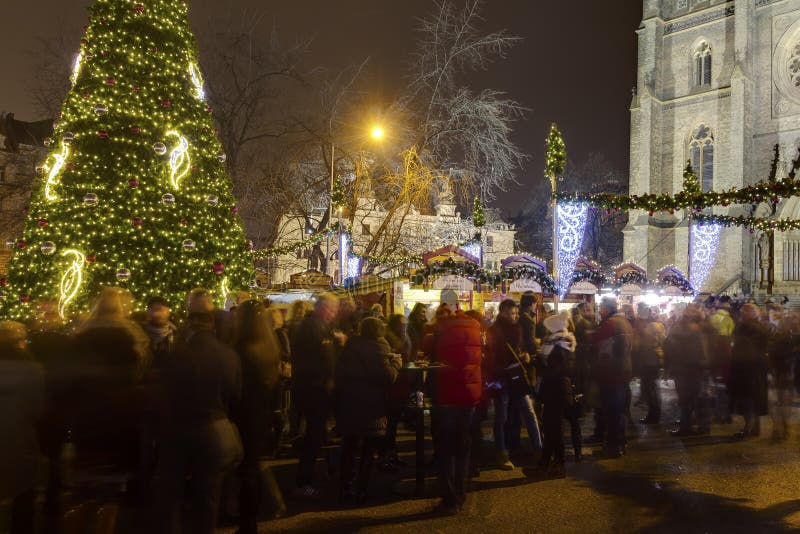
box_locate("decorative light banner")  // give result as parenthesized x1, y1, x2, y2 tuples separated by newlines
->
(556, 203, 588, 296)
(690, 222, 721, 292)
(462, 241, 482, 266)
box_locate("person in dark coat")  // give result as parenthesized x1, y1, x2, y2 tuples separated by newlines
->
(432, 310, 482, 514)
(335, 317, 401, 502)
(142, 296, 178, 369)
(0, 321, 45, 534)
(485, 299, 542, 470)
(729, 303, 769, 438)
(154, 308, 243, 534)
(233, 300, 285, 533)
(536, 342, 572, 478)
(266, 306, 291, 456)
(291, 293, 345, 497)
(407, 303, 429, 356)
(768, 311, 799, 440)
(664, 306, 710, 436)
(381, 313, 413, 470)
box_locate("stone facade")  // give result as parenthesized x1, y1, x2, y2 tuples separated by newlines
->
(270, 191, 517, 285)
(0, 139, 43, 275)
(626, 0, 800, 295)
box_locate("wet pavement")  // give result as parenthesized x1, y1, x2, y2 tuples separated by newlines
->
(216, 380, 800, 533)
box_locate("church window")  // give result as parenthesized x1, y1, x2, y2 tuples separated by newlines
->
(693, 42, 712, 87)
(688, 125, 714, 191)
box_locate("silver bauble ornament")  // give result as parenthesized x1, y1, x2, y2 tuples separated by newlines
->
(182, 239, 196, 251)
(83, 193, 99, 206)
(116, 268, 131, 281)
(207, 195, 219, 206)
(153, 142, 167, 155)
(40, 241, 56, 255)
(161, 193, 176, 205)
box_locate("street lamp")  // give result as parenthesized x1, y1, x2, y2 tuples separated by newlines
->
(327, 124, 386, 284)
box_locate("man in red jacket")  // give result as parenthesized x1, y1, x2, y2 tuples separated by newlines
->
(432, 309, 483, 514)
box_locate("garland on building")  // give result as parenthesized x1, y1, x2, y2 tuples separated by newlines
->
(555, 173, 797, 214)
(659, 273, 694, 294)
(615, 271, 648, 286)
(571, 269, 607, 287)
(410, 259, 556, 292)
(251, 226, 337, 260)
(693, 213, 800, 232)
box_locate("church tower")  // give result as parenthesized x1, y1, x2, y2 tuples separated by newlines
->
(623, 0, 800, 295)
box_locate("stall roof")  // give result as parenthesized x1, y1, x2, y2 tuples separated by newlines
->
(500, 254, 547, 271)
(422, 245, 479, 266)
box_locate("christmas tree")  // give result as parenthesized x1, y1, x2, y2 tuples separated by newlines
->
(1, 0, 251, 320)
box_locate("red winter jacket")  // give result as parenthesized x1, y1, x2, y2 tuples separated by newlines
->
(433, 312, 483, 407)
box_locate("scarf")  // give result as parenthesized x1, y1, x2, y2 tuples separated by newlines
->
(540, 330, 577, 357)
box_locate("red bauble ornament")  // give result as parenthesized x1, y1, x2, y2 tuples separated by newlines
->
(80, 38, 88, 46)
(190, 165, 198, 172)
(101, 50, 110, 57)
(648, 211, 654, 217)
(130, 126, 141, 134)
(161, 100, 171, 108)
(105, 77, 116, 86)
(66, 163, 76, 171)
(128, 179, 140, 188)
(206, 106, 213, 114)
(82, 92, 91, 99)
(86, 255, 97, 264)
(212, 262, 225, 275)
(16, 240, 26, 249)
(132, 217, 143, 227)
(97, 130, 109, 139)
(230, 206, 239, 214)
(0, 277, 7, 287)
(669, 209, 675, 215)
(99, 17, 107, 24)
(180, 218, 188, 226)
(37, 219, 49, 228)
(150, 46, 158, 54)
(132, 86, 141, 93)
(134, 3, 144, 14)
(20, 294, 30, 303)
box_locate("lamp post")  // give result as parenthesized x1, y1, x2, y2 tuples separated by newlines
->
(326, 125, 386, 285)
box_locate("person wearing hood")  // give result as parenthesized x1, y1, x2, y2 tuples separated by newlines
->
(539, 312, 581, 467)
(486, 299, 542, 471)
(535, 313, 575, 478)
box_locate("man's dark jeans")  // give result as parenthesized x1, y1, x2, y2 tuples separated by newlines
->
(600, 384, 627, 452)
(640, 365, 661, 422)
(295, 388, 330, 488)
(435, 406, 475, 507)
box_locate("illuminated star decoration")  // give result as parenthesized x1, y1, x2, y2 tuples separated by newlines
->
(70, 50, 84, 85)
(59, 249, 85, 319)
(188, 62, 206, 101)
(690, 222, 720, 292)
(556, 203, 588, 296)
(165, 130, 190, 189)
(44, 144, 70, 202)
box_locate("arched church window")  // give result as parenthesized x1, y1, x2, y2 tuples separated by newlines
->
(693, 42, 712, 87)
(688, 124, 714, 191)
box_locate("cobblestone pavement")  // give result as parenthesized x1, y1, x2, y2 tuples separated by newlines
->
(218, 381, 800, 534)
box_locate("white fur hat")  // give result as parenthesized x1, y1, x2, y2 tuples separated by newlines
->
(544, 313, 567, 334)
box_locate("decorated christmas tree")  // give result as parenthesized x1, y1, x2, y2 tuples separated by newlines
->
(1, 0, 251, 320)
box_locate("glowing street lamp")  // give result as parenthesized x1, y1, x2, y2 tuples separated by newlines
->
(371, 125, 385, 141)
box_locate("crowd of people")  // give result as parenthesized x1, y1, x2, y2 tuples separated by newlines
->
(1, 286, 798, 532)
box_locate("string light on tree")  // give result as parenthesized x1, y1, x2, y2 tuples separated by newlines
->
(0, 0, 252, 320)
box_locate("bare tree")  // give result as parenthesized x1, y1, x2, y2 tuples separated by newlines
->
(397, 0, 527, 199)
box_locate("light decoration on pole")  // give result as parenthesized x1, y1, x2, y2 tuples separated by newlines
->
(70, 50, 84, 85)
(556, 203, 588, 297)
(58, 249, 85, 319)
(165, 130, 190, 189)
(690, 222, 720, 292)
(44, 144, 69, 202)
(188, 62, 206, 101)
(347, 255, 362, 279)
(462, 241, 483, 266)
(339, 232, 350, 283)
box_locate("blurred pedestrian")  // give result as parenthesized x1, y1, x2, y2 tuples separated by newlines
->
(0, 321, 45, 534)
(335, 317, 401, 503)
(233, 300, 285, 533)
(154, 299, 242, 534)
(729, 304, 769, 438)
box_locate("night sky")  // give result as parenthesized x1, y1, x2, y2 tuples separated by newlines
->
(0, 0, 643, 214)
